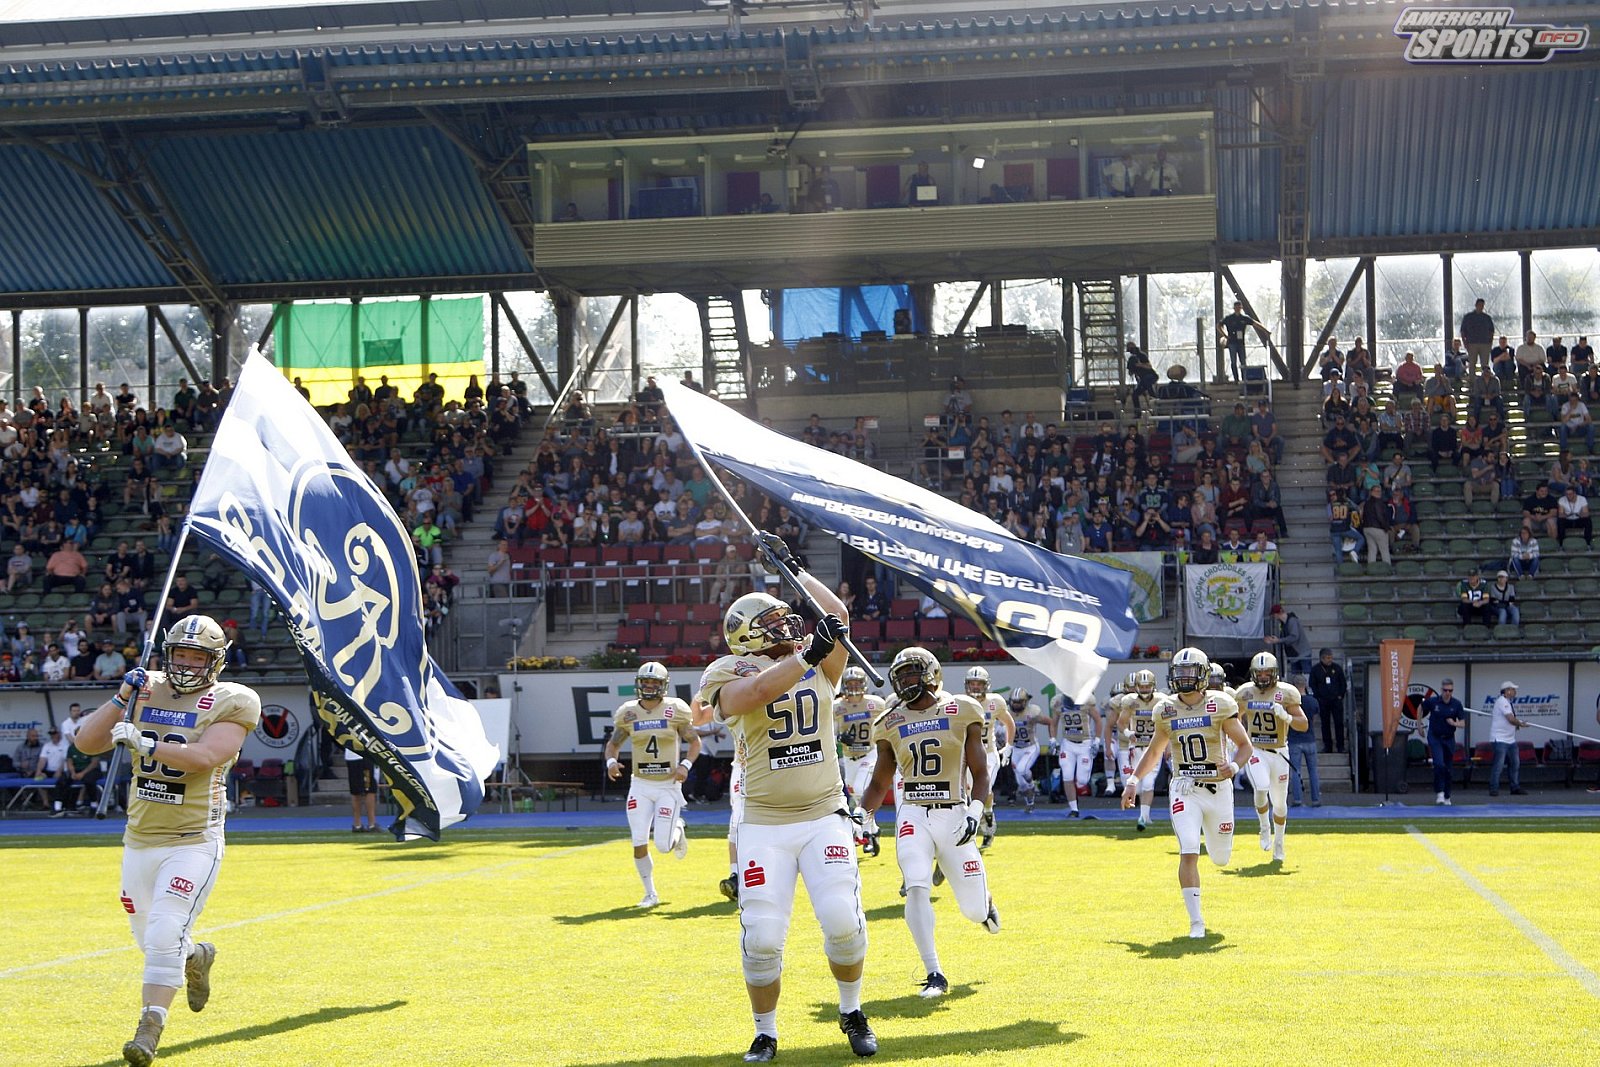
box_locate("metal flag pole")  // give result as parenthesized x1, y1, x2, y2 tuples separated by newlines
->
(671, 406, 884, 687)
(96, 520, 192, 819)
(1464, 706, 1600, 746)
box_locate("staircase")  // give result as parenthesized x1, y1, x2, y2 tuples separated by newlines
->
(700, 293, 750, 402)
(1076, 279, 1125, 391)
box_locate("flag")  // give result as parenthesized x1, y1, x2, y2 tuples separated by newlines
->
(660, 382, 1137, 701)
(187, 351, 499, 840)
(1379, 638, 1415, 749)
(1183, 561, 1270, 638)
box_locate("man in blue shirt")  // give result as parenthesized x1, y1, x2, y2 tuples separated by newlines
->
(1421, 679, 1466, 806)
(1288, 676, 1321, 807)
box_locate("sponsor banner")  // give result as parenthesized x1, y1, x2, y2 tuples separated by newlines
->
(661, 380, 1136, 703)
(1184, 562, 1269, 638)
(1364, 664, 1467, 737)
(1379, 639, 1416, 749)
(1083, 551, 1164, 623)
(1467, 663, 1567, 749)
(1394, 7, 1590, 64)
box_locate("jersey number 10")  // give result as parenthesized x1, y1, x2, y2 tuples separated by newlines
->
(1178, 734, 1208, 765)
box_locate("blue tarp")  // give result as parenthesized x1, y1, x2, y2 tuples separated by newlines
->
(777, 284, 915, 343)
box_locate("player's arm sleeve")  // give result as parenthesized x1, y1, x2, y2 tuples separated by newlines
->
(217, 687, 263, 731)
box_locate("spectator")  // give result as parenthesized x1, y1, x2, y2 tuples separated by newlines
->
(40, 643, 70, 682)
(68, 639, 97, 681)
(114, 579, 149, 637)
(1219, 300, 1268, 381)
(165, 574, 199, 621)
(1360, 486, 1392, 565)
(1508, 527, 1541, 579)
(12, 727, 42, 777)
(1488, 570, 1519, 626)
(93, 640, 127, 681)
(53, 741, 103, 815)
(486, 542, 512, 598)
(1558, 393, 1595, 453)
(1126, 343, 1158, 413)
(42, 541, 89, 594)
(1422, 679, 1466, 805)
(1251, 400, 1285, 464)
(1557, 485, 1593, 548)
(1514, 330, 1546, 387)
(858, 575, 890, 620)
(708, 544, 752, 607)
(1327, 490, 1363, 565)
(1487, 681, 1529, 797)
(1264, 605, 1308, 676)
(1464, 450, 1498, 506)
(1220, 402, 1252, 453)
(1188, 527, 1219, 564)
(1102, 151, 1138, 196)
(1320, 414, 1360, 464)
(220, 619, 249, 669)
(1456, 571, 1492, 628)
(86, 581, 117, 636)
(1460, 299, 1495, 374)
(1493, 451, 1519, 502)
(1392, 351, 1425, 403)
(149, 424, 188, 475)
(1250, 470, 1287, 537)
(1426, 412, 1459, 474)
(1309, 649, 1347, 754)
(1522, 484, 1559, 540)
(1288, 675, 1321, 807)
(5, 543, 33, 592)
(413, 518, 446, 565)
(1423, 365, 1455, 419)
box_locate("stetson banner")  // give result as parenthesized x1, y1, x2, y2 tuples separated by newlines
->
(1183, 561, 1269, 638)
(187, 350, 500, 840)
(660, 382, 1137, 701)
(1379, 638, 1416, 748)
(1083, 551, 1164, 623)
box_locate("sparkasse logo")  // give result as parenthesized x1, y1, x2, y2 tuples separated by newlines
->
(1395, 7, 1589, 63)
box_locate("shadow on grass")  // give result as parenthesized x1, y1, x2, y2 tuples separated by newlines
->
(566, 1019, 1079, 1067)
(808, 981, 979, 1022)
(658, 900, 736, 920)
(1219, 859, 1294, 878)
(371, 848, 453, 861)
(1111, 933, 1232, 958)
(553, 905, 647, 925)
(86, 1001, 407, 1066)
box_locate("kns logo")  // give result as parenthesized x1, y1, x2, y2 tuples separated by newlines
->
(823, 845, 850, 860)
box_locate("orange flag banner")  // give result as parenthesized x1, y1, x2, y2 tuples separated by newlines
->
(1379, 638, 1415, 749)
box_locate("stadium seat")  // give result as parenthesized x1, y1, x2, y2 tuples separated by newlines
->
(625, 604, 655, 623)
(1340, 603, 1369, 623)
(888, 598, 919, 619)
(884, 619, 917, 642)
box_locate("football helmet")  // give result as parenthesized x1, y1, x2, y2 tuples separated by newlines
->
(636, 660, 669, 701)
(1008, 686, 1031, 712)
(1133, 669, 1157, 699)
(163, 615, 228, 693)
(724, 592, 804, 655)
(1208, 663, 1228, 691)
(842, 665, 868, 698)
(1123, 670, 1139, 693)
(889, 647, 942, 704)
(964, 665, 990, 700)
(1250, 651, 1279, 690)
(1168, 646, 1209, 694)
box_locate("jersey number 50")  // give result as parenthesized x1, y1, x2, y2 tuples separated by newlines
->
(767, 690, 819, 741)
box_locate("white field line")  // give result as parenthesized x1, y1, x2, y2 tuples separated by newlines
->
(0, 838, 614, 980)
(1405, 825, 1600, 999)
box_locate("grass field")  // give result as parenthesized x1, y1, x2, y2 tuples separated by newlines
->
(5, 817, 1600, 1067)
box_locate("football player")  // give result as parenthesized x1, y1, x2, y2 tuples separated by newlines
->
(1122, 647, 1252, 938)
(963, 666, 1014, 849)
(1115, 669, 1165, 830)
(1005, 687, 1049, 812)
(71, 616, 262, 1067)
(605, 661, 700, 908)
(694, 695, 745, 904)
(698, 534, 876, 1063)
(1051, 695, 1103, 818)
(1100, 675, 1128, 796)
(836, 665, 886, 856)
(1233, 652, 1308, 861)
(860, 648, 999, 998)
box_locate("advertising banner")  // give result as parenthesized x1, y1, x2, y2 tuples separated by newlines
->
(1184, 562, 1269, 638)
(1379, 639, 1416, 748)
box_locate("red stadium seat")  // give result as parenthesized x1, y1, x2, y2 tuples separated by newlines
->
(889, 598, 919, 619)
(884, 619, 917, 642)
(918, 617, 952, 640)
(650, 621, 682, 647)
(658, 603, 690, 623)
(625, 604, 655, 623)
(615, 623, 648, 646)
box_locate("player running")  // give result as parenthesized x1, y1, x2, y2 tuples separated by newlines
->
(963, 666, 1014, 849)
(699, 538, 876, 1062)
(1233, 652, 1308, 861)
(71, 616, 262, 1067)
(836, 665, 886, 856)
(1115, 669, 1164, 830)
(860, 648, 1000, 998)
(1122, 647, 1252, 938)
(1006, 688, 1048, 811)
(1100, 676, 1128, 796)
(604, 661, 700, 908)
(1051, 695, 1103, 818)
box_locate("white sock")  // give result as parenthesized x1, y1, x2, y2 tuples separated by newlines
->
(1274, 821, 1286, 848)
(837, 977, 863, 1014)
(905, 886, 941, 974)
(753, 1009, 777, 1040)
(1182, 886, 1203, 926)
(142, 1004, 168, 1024)
(1139, 800, 1151, 822)
(729, 862, 737, 878)
(1068, 797, 1078, 812)
(634, 855, 655, 894)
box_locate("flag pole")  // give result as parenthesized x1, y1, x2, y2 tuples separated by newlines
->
(96, 519, 192, 819)
(671, 405, 885, 687)
(1464, 706, 1600, 745)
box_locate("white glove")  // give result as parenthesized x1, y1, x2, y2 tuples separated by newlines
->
(954, 799, 984, 846)
(111, 721, 155, 756)
(999, 746, 1013, 767)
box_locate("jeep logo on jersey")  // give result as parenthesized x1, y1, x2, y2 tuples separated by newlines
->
(254, 704, 300, 749)
(1394, 7, 1590, 63)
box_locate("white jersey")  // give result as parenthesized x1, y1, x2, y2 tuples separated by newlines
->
(836, 693, 885, 759)
(1009, 704, 1044, 746)
(979, 694, 1008, 753)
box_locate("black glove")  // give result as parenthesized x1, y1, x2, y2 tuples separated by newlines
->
(802, 613, 845, 666)
(756, 531, 799, 577)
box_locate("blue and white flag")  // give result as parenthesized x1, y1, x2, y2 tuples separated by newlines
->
(187, 351, 499, 840)
(661, 382, 1137, 701)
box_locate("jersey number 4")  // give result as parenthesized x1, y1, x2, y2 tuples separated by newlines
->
(138, 731, 188, 779)
(767, 690, 819, 741)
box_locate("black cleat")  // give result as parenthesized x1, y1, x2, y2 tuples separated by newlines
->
(839, 1010, 878, 1057)
(744, 1034, 778, 1062)
(861, 832, 880, 858)
(719, 876, 739, 903)
(932, 864, 945, 888)
(918, 971, 949, 998)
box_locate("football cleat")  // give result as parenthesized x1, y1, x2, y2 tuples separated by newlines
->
(1273, 840, 1285, 863)
(931, 864, 944, 888)
(185, 942, 216, 1012)
(982, 902, 1002, 934)
(718, 876, 739, 903)
(1259, 827, 1272, 852)
(898, 880, 907, 899)
(1188, 922, 1207, 940)
(919, 972, 949, 998)
(637, 892, 659, 909)
(744, 1035, 778, 1063)
(861, 831, 880, 858)
(672, 820, 688, 860)
(122, 1008, 164, 1067)
(1068, 809, 1081, 819)
(839, 1010, 878, 1057)
(1136, 818, 1148, 832)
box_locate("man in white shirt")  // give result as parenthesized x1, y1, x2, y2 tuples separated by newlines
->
(36, 726, 70, 780)
(1514, 331, 1547, 386)
(150, 426, 189, 475)
(1557, 486, 1593, 548)
(1144, 147, 1180, 195)
(1102, 151, 1138, 197)
(40, 643, 71, 682)
(1487, 681, 1529, 796)
(1558, 396, 1594, 453)
(59, 703, 87, 744)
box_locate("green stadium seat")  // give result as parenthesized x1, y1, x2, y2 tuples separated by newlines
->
(1469, 500, 1495, 516)
(1422, 560, 1453, 577)
(1554, 622, 1587, 643)
(1447, 538, 1476, 557)
(1394, 560, 1423, 577)
(1419, 520, 1446, 540)
(1476, 538, 1504, 557)
(1341, 603, 1369, 623)
(1399, 603, 1429, 624)
(1402, 625, 1429, 641)
(1338, 562, 1364, 577)
(1522, 623, 1553, 642)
